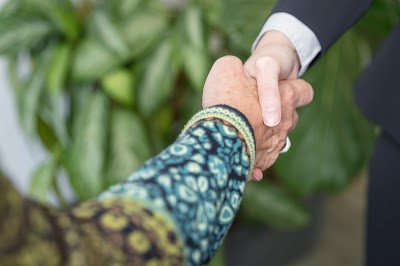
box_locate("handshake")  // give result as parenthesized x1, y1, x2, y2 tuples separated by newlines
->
(201, 55, 313, 181)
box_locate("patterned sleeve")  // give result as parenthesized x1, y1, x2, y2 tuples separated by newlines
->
(0, 105, 256, 266)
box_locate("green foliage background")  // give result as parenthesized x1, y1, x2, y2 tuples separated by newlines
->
(1, 0, 399, 231)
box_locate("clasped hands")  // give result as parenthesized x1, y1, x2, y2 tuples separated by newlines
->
(202, 54, 313, 181)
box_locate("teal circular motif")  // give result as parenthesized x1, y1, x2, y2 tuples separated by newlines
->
(170, 144, 189, 156)
(177, 184, 198, 203)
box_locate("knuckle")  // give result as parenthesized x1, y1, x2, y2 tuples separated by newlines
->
(255, 56, 279, 71)
(215, 55, 243, 68)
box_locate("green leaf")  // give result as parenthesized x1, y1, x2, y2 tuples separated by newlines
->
(102, 0, 141, 20)
(89, 10, 130, 59)
(180, 6, 210, 91)
(36, 116, 59, 151)
(274, 30, 375, 196)
(200, 0, 222, 26)
(19, 53, 50, 137)
(101, 68, 136, 107)
(29, 153, 58, 203)
(6, 55, 22, 94)
(219, 0, 275, 56)
(26, 0, 81, 41)
(46, 43, 72, 94)
(72, 38, 121, 82)
(182, 46, 209, 92)
(181, 6, 206, 49)
(0, 16, 54, 55)
(39, 93, 69, 147)
(105, 108, 151, 186)
(64, 91, 110, 200)
(138, 36, 179, 116)
(240, 182, 310, 230)
(119, 10, 168, 59)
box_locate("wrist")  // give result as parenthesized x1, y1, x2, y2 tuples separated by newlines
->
(181, 105, 256, 177)
(256, 31, 300, 77)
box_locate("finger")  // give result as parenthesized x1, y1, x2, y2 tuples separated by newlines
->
(289, 112, 299, 132)
(254, 57, 282, 127)
(282, 79, 314, 108)
(250, 168, 263, 181)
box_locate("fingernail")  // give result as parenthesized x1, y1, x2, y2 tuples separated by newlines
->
(264, 113, 279, 127)
(253, 175, 261, 182)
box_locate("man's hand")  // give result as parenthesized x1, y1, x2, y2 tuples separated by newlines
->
(202, 56, 313, 180)
(244, 31, 301, 127)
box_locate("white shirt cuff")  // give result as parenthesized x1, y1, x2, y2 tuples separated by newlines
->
(251, 12, 322, 76)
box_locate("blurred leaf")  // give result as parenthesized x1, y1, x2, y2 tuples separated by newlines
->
(0, 16, 54, 55)
(36, 116, 59, 151)
(119, 10, 168, 59)
(182, 6, 206, 48)
(29, 152, 58, 203)
(64, 91, 109, 200)
(40, 93, 69, 147)
(219, 0, 275, 56)
(152, 105, 174, 135)
(26, 0, 80, 41)
(89, 9, 130, 59)
(46, 43, 72, 94)
(180, 6, 210, 92)
(19, 52, 51, 137)
(72, 38, 121, 82)
(6, 55, 22, 94)
(105, 108, 151, 186)
(101, 68, 136, 107)
(138, 36, 179, 116)
(274, 31, 375, 196)
(200, 0, 222, 26)
(240, 182, 310, 230)
(0, 0, 23, 17)
(182, 46, 209, 92)
(102, 0, 141, 19)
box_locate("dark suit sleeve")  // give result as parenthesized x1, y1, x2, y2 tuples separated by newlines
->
(272, 0, 373, 53)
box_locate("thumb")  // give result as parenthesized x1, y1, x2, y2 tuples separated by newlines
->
(254, 57, 282, 127)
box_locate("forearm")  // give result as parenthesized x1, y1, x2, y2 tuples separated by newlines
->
(94, 105, 255, 265)
(0, 105, 255, 266)
(271, 0, 372, 53)
(63, 105, 255, 265)
(253, 0, 372, 75)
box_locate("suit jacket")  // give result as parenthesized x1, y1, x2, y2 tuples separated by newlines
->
(272, 0, 400, 143)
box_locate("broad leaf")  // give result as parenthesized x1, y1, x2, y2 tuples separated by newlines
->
(26, 0, 81, 41)
(36, 116, 59, 151)
(101, 68, 136, 107)
(40, 92, 69, 147)
(0, 16, 54, 55)
(102, 0, 141, 20)
(105, 108, 151, 186)
(29, 152, 58, 203)
(240, 182, 310, 230)
(19, 52, 50, 137)
(46, 43, 72, 95)
(219, 0, 275, 56)
(138, 36, 179, 116)
(72, 38, 121, 82)
(64, 91, 110, 200)
(274, 31, 375, 196)
(89, 10, 130, 59)
(118, 10, 168, 59)
(180, 6, 210, 92)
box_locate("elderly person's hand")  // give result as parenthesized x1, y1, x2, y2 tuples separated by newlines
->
(202, 55, 313, 181)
